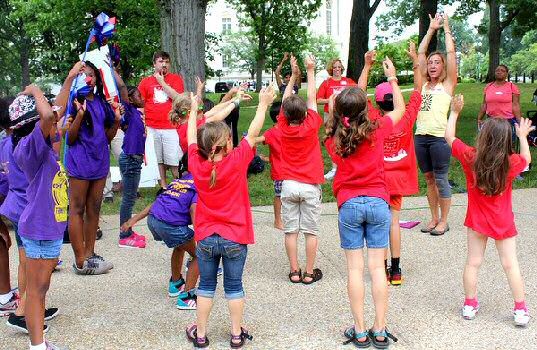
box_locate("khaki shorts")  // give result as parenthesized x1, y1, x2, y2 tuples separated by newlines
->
(148, 127, 182, 166)
(281, 180, 322, 235)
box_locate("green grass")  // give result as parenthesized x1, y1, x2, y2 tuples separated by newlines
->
(101, 83, 537, 214)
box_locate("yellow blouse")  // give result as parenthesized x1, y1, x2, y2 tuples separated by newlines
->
(415, 82, 452, 137)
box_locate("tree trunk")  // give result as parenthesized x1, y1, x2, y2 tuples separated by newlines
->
(159, 0, 208, 91)
(419, 0, 438, 54)
(347, 0, 370, 82)
(19, 38, 30, 88)
(255, 33, 266, 92)
(486, 0, 501, 82)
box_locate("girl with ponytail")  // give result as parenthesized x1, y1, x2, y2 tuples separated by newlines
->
(324, 58, 405, 349)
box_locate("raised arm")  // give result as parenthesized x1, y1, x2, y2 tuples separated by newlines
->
(246, 86, 275, 147)
(187, 93, 199, 146)
(383, 58, 405, 125)
(67, 100, 86, 145)
(358, 50, 376, 91)
(275, 53, 288, 87)
(442, 15, 458, 94)
(54, 61, 85, 118)
(113, 69, 129, 103)
(21, 85, 54, 137)
(155, 72, 180, 101)
(305, 55, 317, 111)
(282, 55, 299, 102)
(407, 42, 423, 91)
(105, 100, 122, 142)
(516, 118, 534, 164)
(418, 14, 442, 81)
(445, 94, 464, 147)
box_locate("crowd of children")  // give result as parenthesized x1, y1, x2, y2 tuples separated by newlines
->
(0, 12, 533, 350)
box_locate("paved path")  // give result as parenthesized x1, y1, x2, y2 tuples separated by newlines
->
(3, 190, 537, 349)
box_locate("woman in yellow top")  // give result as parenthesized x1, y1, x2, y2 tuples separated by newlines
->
(415, 13, 458, 236)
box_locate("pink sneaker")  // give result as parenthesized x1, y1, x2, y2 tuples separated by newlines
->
(119, 235, 146, 249)
(131, 232, 146, 241)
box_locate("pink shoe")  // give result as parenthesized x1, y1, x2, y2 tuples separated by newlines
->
(119, 235, 146, 249)
(131, 231, 146, 241)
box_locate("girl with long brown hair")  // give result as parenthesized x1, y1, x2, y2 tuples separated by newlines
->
(445, 95, 533, 327)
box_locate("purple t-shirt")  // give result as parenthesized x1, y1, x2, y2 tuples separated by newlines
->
(0, 136, 28, 223)
(0, 137, 10, 197)
(13, 122, 68, 240)
(121, 103, 146, 155)
(150, 173, 197, 226)
(65, 95, 115, 180)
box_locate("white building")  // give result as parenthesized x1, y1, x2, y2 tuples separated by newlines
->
(205, 0, 353, 90)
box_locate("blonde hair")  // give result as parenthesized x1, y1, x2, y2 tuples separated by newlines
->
(327, 58, 344, 76)
(196, 121, 231, 188)
(426, 51, 447, 82)
(169, 93, 191, 125)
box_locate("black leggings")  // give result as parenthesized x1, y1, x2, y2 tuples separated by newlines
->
(225, 106, 240, 147)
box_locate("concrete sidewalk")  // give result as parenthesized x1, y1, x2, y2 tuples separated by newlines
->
(3, 190, 537, 349)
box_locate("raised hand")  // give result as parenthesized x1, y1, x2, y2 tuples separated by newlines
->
(443, 13, 450, 31)
(259, 85, 276, 106)
(283, 52, 289, 61)
(20, 84, 40, 96)
(515, 118, 536, 138)
(305, 54, 316, 71)
(428, 13, 443, 31)
(407, 42, 418, 63)
(451, 94, 464, 114)
(195, 76, 205, 93)
(190, 92, 199, 113)
(382, 57, 397, 79)
(154, 71, 165, 85)
(73, 99, 87, 114)
(69, 61, 86, 78)
(364, 50, 376, 67)
(290, 55, 300, 77)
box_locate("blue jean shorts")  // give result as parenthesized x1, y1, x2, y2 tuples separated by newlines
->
(338, 196, 391, 249)
(19, 236, 62, 259)
(147, 214, 194, 248)
(273, 180, 283, 197)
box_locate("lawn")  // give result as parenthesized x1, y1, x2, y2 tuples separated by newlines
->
(100, 82, 537, 214)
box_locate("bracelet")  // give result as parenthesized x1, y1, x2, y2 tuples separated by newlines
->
(445, 31, 452, 35)
(387, 76, 398, 82)
(233, 99, 240, 108)
(413, 64, 420, 69)
(446, 50, 455, 54)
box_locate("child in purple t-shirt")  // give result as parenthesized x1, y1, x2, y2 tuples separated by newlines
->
(121, 155, 199, 310)
(8, 85, 68, 350)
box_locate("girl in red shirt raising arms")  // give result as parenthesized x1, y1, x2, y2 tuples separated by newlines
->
(445, 95, 533, 327)
(324, 58, 404, 349)
(185, 86, 275, 348)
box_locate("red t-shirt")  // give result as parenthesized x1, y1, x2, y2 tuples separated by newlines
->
(188, 139, 255, 244)
(452, 138, 527, 240)
(263, 126, 283, 181)
(484, 82, 520, 119)
(138, 73, 185, 129)
(325, 117, 394, 207)
(317, 77, 357, 113)
(178, 116, 206, 153)
(368, 90, 422, 196)
(277, 109, 324, 185)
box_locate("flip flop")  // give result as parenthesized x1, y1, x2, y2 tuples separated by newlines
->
(430, 224, 450, 236)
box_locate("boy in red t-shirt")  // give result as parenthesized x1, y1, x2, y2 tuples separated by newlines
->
(277, 55, 324, 285)
(358, 43, 423, 286)
(446, 94, 532, 327)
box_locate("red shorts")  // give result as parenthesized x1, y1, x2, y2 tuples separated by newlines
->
(389, 195, 403, 211)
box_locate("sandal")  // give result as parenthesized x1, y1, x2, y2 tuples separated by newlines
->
(230, 327, 253, 349)
(343, 326, 370, 348)
(302, 268, 323, 285)
(430, 223, 450, 236)
(368, 328, 398, 349)
(186, 323, 210, 348)
(420, 224, 437, 233)
(288, 269, 302, 283)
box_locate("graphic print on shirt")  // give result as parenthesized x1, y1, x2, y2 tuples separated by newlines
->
(164, 178, 195, 198)
(420, 94, 433, 111)
(52, 161, 68, 222)
(384, 131, 408, 162)
(153, 87, 169, 104)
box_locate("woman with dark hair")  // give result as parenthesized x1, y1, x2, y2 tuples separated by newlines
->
(415, 13, 458, 236)
(61, 61, 122, 275)
(477, 64, 521, 141)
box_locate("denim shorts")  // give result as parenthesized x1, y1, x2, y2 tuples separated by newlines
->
(338, 196, 391, 249)
(19, 236, 62, 259)
(273, 180, 283, 197)
(196, 234, 248, 300)
(147, 214, 194, 248)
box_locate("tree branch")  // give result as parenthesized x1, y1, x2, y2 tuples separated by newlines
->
(369, 0, 382, 18)
(500, 8, 520, 31)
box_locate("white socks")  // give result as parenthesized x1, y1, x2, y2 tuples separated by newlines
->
(29, 342, 46, 350)
(0, 291, 13, 304)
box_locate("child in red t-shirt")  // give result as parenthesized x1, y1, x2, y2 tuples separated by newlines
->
(358, 43, 423, 286)
(277, 55, 325, 285)
(445, 94, 533, 327)
(324, 58, 404, 349)
(185, 87, 275, 348)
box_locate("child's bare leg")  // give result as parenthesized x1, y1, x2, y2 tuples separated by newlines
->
(389, 208, 401, 259)
(463, 229, 487, 299)
(15, 247, 27, 316)
(181, 240, 198, 291)
(303, 233, 319, 282)
(0, 237, 10, 294)
(171, 247, 185, 281)
(369, 248, 388, 333)
(495, 236, 526, 302)
(284, 232, 300, 280)
(273, 196, 283, 230)
(345, 249, 366, 336)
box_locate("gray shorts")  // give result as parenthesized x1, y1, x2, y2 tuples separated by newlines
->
(281, 180, 322, 235)
(148, 127, 182, 166)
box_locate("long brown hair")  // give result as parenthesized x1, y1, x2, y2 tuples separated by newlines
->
(196, 121, 231, 188)
(169, 93, 191, 125)
(473, 118, 513, 196)
(325, 87, 378, 158)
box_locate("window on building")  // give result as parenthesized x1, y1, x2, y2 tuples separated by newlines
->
(222, 54, 231, 69)
(222, 17, 232, 34)
(326, 0, 332, 36)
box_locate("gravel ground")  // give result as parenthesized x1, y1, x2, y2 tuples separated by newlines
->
(2, 189, 537, 350)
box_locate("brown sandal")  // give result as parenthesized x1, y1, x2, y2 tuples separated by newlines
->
(288, 269, 302, 283)
(302, 268, 323, 285)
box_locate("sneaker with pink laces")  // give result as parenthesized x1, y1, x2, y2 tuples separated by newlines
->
(119, 234, 146, 249)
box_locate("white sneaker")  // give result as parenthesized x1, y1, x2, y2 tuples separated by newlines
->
(462, 304, 479, 320)
(514, 309, 530, 327)
(324, 168, 336, 180)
